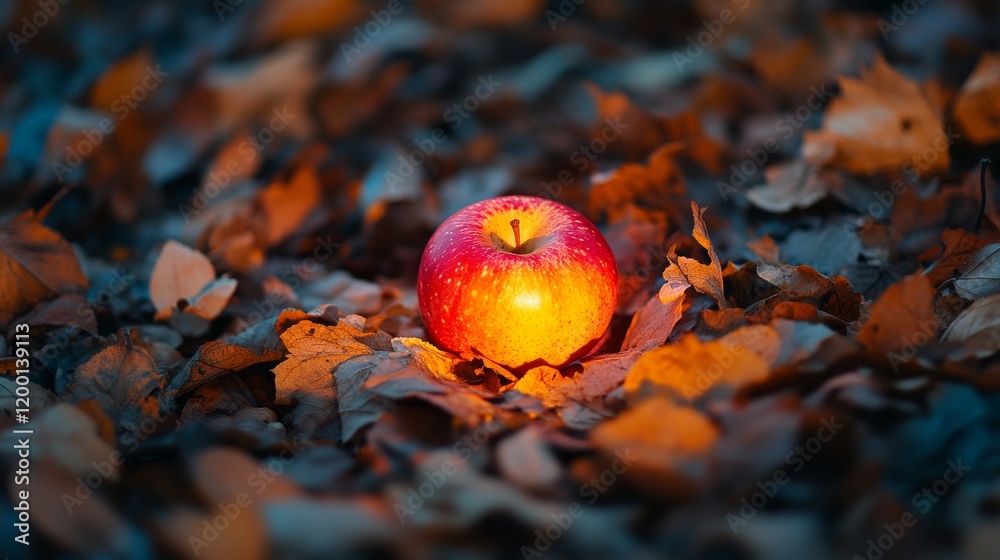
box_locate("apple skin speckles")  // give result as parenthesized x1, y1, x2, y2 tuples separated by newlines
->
(417, 195, 618, 373)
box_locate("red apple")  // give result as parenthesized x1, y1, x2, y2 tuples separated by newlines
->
(417, 195, 618, 372)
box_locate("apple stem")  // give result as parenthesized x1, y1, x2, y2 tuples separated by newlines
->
(510, 219, 521, 252)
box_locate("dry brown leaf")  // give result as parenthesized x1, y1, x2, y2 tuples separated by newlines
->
(590, 396, 718, 496)
(258, 165, 322, 246)
(955, 243, 1000, 300)
(621, 291, 684, 352)
(62, 331, 164, 436)
(856, 274, 938, 358)
(511, 351, 641, 408)
(255, 0, 357, 44)
(944, 294, 1000, 341)
(660, 201, 727, 308)
(0, 215, 88, 327)
(150, 240, 235, 322)
(802, 54, 950, 177)
(89, 48, 157, 111)
(922, 229, 989, 288)
(624, 328, 771, 403)
(170, 308, 313, 397)
(756, 263, 862, 322)
(14, 293, 97, 334)
(391, 337, 462, 382)
(746, 159, 829, 213)
(953, 52, 1000, 145)
(588, 143, 687, 223)
(496, 427, 561, 492)
(273, 317, 394, 440)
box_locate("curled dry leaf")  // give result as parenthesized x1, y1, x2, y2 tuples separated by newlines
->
(756, 262, 862, 322)
(660, 201, 727, 308)
(150, 240, 237, 324)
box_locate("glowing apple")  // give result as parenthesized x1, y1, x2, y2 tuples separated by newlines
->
(417, 195, 618, 372)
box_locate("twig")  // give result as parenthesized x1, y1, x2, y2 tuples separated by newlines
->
(975, 158, 991, 233)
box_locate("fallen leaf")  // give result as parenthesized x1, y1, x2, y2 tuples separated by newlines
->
(61, 331, 165, 436)
(496, 426, 561, 492)
(660, 202, 727, 308)
(590, 396, 718, 496)
(273, 317, 394, 440)
(746, 159, 829, 213)
(621, 291, 684, 352)
(258, 165, 322, 246)
(169, 308, 310, 397)
(953, 52, 1000, 145)
(955, 243, 1000, 300)
(624, 328, 772, 404)
(921, 229, 988, 288)
(856, 274, 939, 360)
(150, 240, 236, 323)
(803, 54, 950, 177)
(944, 293, 1000, 341)
(0, 214, 88, 327)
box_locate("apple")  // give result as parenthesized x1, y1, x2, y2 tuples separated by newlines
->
(417, 195, 618, 373)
